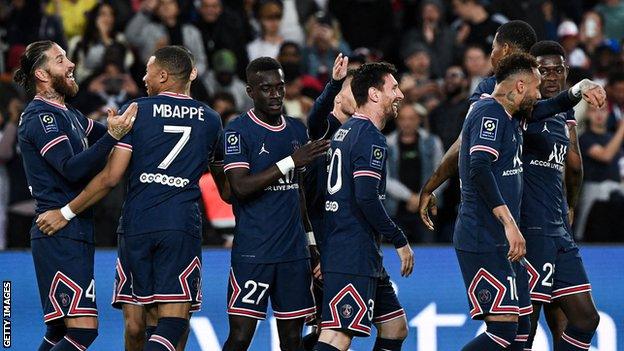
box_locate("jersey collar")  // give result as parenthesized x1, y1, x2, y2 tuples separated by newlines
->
(248, 109, 286, 132)
(159, 91, 192, 99)
(33, 95, 67, 110)
(352, 113, 371, 121)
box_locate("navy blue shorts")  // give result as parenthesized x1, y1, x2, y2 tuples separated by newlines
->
(524, 235, 591, 303)
(31, 237, 97, 323)
(320, 271, 405, 337)
(114, 231, 202, 312)
(456, 250, 532, 319)
(227, 259, 315, 320)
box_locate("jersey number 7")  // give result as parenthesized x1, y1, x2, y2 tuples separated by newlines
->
(158, 125, 191, 170)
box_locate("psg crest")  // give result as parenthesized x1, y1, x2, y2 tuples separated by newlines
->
(341, 304, 353, 318)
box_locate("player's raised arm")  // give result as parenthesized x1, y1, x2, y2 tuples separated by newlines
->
(307, 53, 348, 140)
(531, 79, 605, 120)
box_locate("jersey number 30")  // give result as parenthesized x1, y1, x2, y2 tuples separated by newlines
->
(158, 125, 191, 170)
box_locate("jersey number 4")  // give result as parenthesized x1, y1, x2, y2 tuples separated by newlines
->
(158, 125, 191, 170)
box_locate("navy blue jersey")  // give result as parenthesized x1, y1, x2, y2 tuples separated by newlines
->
(455, 96, 523, 252)
(223, 110, 309, 264)
(305, 113, 342, 245)
(18, 96, 108, 242)
(323, 115, 391, 277)
(117, 92, 223, 236)
(521, 110, 576, 236)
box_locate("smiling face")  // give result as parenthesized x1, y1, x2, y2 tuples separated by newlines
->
(246, 69, 285, 117)
(39, 44, 78, 97)
(517, 68, 542, 114)
(378, 73, 404, 120)
(143, 56, 162, 96)
(536, 55, 568, 98)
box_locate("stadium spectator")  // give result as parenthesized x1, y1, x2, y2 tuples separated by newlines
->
(386, 103, 443, 243)
(2, 0, 66, 49)
(204, 49, 252, 112)
(399, 43, 441, 111)
(278, 0, 318, 46)
(558, 20, 591, 68)
(400, 0, 455, 78)
(210, 91, 237, 116)
(246, 0, 284, 60)
(606, 71, 624, 132)
(67, 2, 134, 84)
(579, 10, 607, 56)
(451, 0, 508, 53)
(490, 0, 548, 40)
(328, 0, 395, 59)
(0, 98, 21, 250)
(193, 0, 250, 79)
(463, 45, 491, 94)
(594, 0, 624, 40)
(302, 11, 351, 82)
(282, 63, 313, 120)
(125, 0, 207, 76)
(577, 104, 624, 239)
(45, 0, 98, 39)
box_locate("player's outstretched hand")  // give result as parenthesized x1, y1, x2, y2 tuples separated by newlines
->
(418, 191, 437, 231)
(396, 244, 414, 277)
(310, 245, 322, 280)
(292, 140, 331, 167)
(576, 79, 606, 108)
(36, 209, 68, 236)
(332, 53, 349, 81)
(107, 102, 138, 140)
(505, 223, 526, 262)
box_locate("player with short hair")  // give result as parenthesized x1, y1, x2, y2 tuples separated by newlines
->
(315, 62, 414, 351)
(36, 45, 225, 351)
(455, 52, 541, 350)
(221, 57, 330, 351)
(523, 40, 600, 351)
(15, 40, 136, 350)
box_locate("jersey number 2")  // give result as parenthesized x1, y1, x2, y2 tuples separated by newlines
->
(158, 125, 191, 170)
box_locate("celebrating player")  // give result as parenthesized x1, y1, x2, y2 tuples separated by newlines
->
(221, 57, 329, 351)
(15, 40, 136, 350)
(36, 45, 225, 351)
(522, 40, 600, 351)
(454, 52, 541, 350)
(315, 62, 414, 351)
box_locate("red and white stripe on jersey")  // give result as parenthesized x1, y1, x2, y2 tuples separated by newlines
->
(552, 284, 591, 300)
(114, 142, 132, 152)
(34, 96, 68, 110)
(515, 334, 529, 342)
(149, 335, 176, 351)
(486, 331, 511, 348)
(111, 258, 139, 305)
(467, 268, 519, 318)
(562, 332, 591, 350)
(64, 335, 86, 351)
(43, 337, 57, 346)
(273, 306, 316, 320)
(159, 91, 192, 100)
(85, 118, 94, 136)
(248, 109, 286, 132)
(519, 305, 534, 316)
(227, 268, 267, 319)
(320, 283, 371, 336)
(524, 259, 551, 303)
(40, 135, 69, 157)
(224, 162, 250, 172)
(44, 271, 98, 322)
(353, 170, 381, 180)
(373, 308, 406, 324)
(469, 145, 499, 161)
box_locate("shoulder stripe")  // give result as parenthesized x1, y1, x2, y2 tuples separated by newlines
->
(40, 135, 69, 156)
(353, 170, 382, 180)
(469, 145, 499, 161)
(224, 162, 250, 171)
(114, 142, 133, 152)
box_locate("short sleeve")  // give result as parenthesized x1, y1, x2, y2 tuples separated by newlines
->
(24, 111, 70, 157)
(352, 130, 386, 181)
(467, 105, 507, 162)
(223, 124, 250, 172)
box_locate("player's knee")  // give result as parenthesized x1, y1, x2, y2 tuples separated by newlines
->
(125, 318, 146, 340)
(44, 322, 67, 343)
(486, 321, 518, 347)
(226, 329, 254, 350)
(278, 331, 302, 351)
(571, 310, 600, 332)
(377, 318, 408, 340)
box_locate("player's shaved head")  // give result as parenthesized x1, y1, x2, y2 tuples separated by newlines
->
(153, 45, 195, 82)
(494, 52, 538, 82)
(351, 62, 397, 107)
(530, 40, 566, 58)
(495, 20, 537, 53)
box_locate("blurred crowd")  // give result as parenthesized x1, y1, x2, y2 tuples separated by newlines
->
(1, 0, 624, 248)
